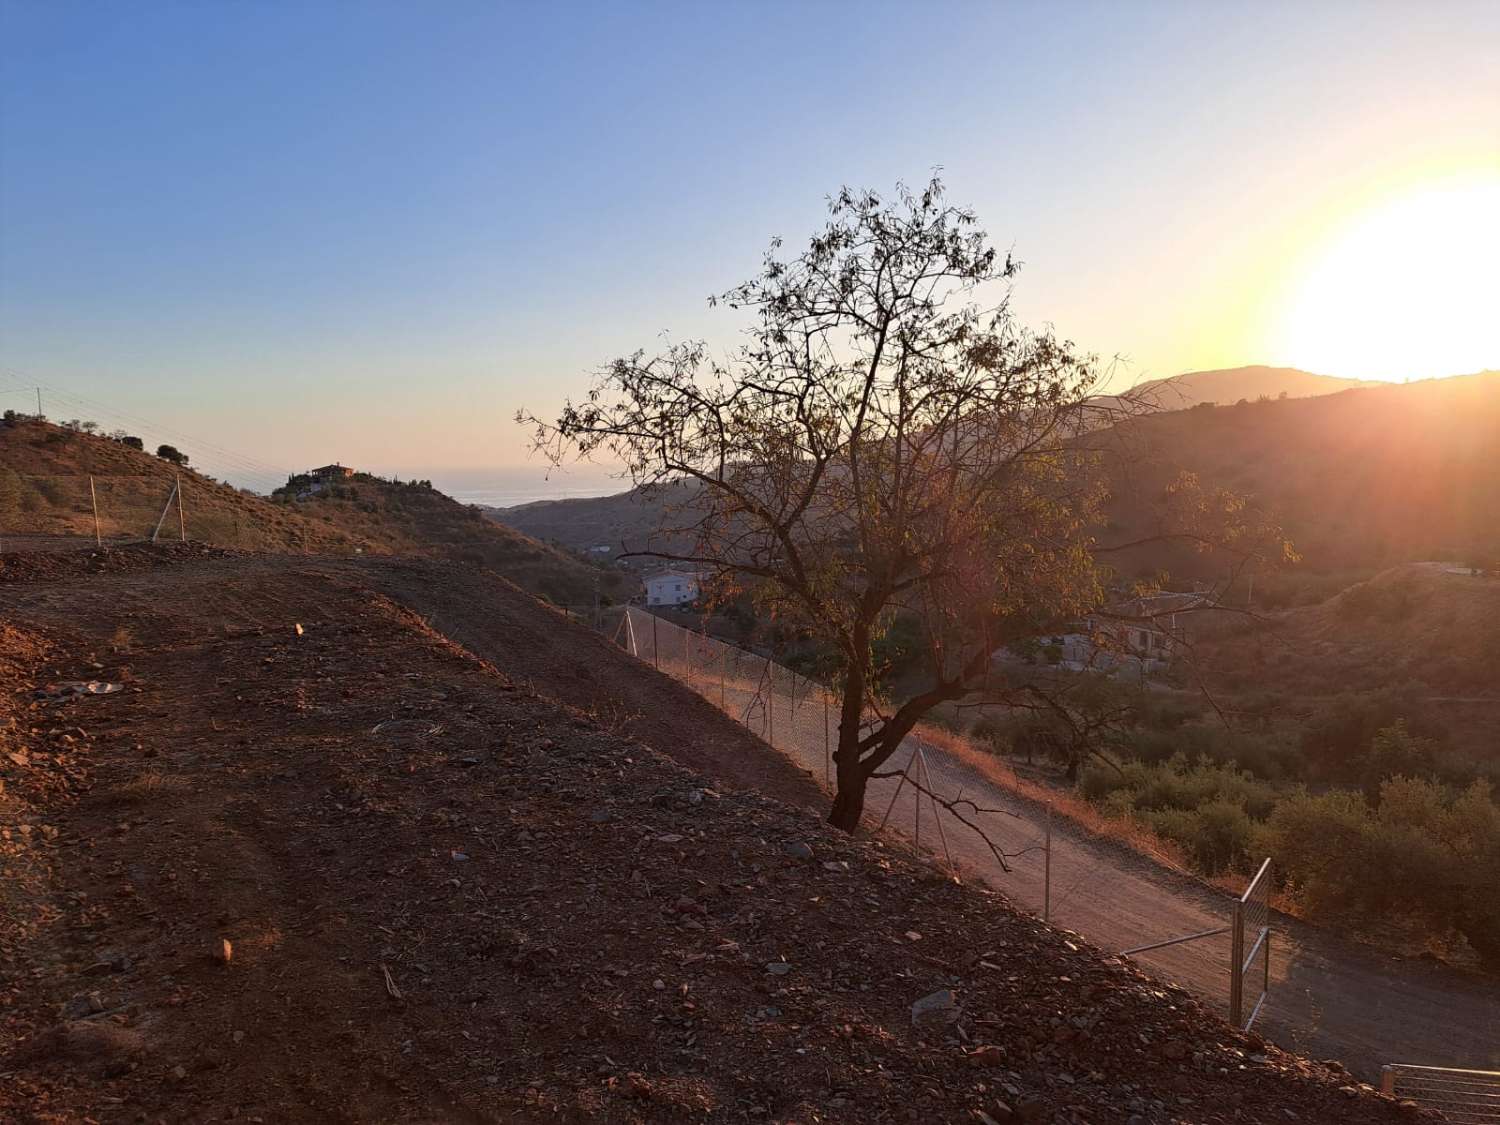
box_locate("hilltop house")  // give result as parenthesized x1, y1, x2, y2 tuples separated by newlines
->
(311, 463, 355, 483)
(644, 569, 700, 607)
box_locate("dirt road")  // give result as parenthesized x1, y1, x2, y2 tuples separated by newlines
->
(854, 737, 1500, 1080)
(607, 611, 1500, 1082)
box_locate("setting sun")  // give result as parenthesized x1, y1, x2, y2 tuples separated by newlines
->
(1272, 174, 1500, 381)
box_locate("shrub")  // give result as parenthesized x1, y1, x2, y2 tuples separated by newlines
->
(1359, 720, 1436, 801)
(1144, 800, 1256, 875)
(1264, 778, 1500, 967)
(969, 715, 1008, 750)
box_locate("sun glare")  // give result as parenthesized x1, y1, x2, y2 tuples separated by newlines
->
(1272, 174, 1500, 381)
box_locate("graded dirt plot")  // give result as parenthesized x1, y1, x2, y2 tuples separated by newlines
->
(0, 549, 1421, 1122)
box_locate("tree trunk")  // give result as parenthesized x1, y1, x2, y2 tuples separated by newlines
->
(827, 775, 867, 832)
(827, 657, 869, 834)
(828, 725, 870, 832)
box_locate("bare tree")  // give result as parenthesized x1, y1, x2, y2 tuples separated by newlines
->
(526, 178, 1283, 832)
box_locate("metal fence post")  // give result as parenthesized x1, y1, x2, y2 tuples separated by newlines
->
(918, 747, 954, 875)
(1229, 899, 1245, 1028)
(823, 691, 830, 786)
(766, 661, 774, 749)
(1044, 802, 1053, 923)
(151, 480, 178, 543)
(1262, 929, 1271, 1023)
(720, 645, 726, 710)
(652, 612, 659, 670)
(89, 475, 101, 547)
(913, 758, 921, 852)
(1379, 1067, 1395, 1096)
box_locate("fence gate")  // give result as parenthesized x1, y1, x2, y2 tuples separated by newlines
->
(1379, 1065, 1500, 1123)
(1230, 856, 1272, 1030)
(1119, 856, 1272, 1031)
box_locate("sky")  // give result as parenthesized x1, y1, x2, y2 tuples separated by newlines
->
(1, 0, 1497, 494)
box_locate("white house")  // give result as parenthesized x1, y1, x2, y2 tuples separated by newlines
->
(644, 569, 700, 606)
(997, 590, 1215, 679)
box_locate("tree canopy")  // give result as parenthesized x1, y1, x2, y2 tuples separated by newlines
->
(527, 178, 1288, 831)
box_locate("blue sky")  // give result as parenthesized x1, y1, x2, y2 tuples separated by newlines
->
(2, 1, 1497, 489)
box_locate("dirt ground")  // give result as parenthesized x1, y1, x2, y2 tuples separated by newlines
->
(0, 546, 1428, 1122)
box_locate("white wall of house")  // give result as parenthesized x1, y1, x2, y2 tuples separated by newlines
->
(645, 572, 699, 606)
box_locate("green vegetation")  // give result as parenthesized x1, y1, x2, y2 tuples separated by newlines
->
(1265, 778, 1500, 966)
(970, 674, 1500, 967)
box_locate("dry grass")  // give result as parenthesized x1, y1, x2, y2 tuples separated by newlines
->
(911, 721, 1196, 875)
(913, 723, 1312, 911)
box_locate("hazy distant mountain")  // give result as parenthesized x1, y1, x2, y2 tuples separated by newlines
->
(1126, 365, 1381, 410)
(491, 367, 1500, 574)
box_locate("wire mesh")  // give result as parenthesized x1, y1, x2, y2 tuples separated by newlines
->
(0, 473, 193, 546)
(0, 471, 332, 551)
(615, 607, 1052, 894)
(1380, 1066, 1500, 1124)
(1232, 858, 1273, 1030)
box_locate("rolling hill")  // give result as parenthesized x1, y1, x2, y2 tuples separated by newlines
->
(0, 416, 633, 605)
(1125, 364, 1380, 409)
(1102, 369, 1500, 576)
(495, 368, 1500, 578)
(1196, 562, 1500, 698)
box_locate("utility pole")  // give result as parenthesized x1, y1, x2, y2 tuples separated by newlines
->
(35, 387, 41, 417)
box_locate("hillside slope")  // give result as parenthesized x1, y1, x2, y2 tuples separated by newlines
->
(267, 472, 638, 605)
(0, 547, 1416, 1123)
(1103, 369, 1500, 575)
(0, 416, 370, 553)
(486, 366, 1375, 553)
(495, 369, 1500, 576)
(1196, 563, 1500, 700)
(0, 417, 630, 604)
(1127, 365, 1379, 410)
(489, 478, 697, 559)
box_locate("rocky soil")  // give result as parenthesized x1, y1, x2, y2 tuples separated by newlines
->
(0, 546, 1428, 1122)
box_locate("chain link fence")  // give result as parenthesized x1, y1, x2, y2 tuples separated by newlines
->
(606, 605, 1284, 1033)
(1231, 857, 1273, 1030)
(0, 472, 189, 548)
(0, 472, 333, 552)
(612, 606, 1054, 882)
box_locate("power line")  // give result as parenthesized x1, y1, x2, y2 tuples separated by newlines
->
(0, 374, 297, 493)
(20, 381, 290, 480)
(0, 385, 288, 495)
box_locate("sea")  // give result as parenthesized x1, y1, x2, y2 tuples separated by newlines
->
(423, 465, 627, 510)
